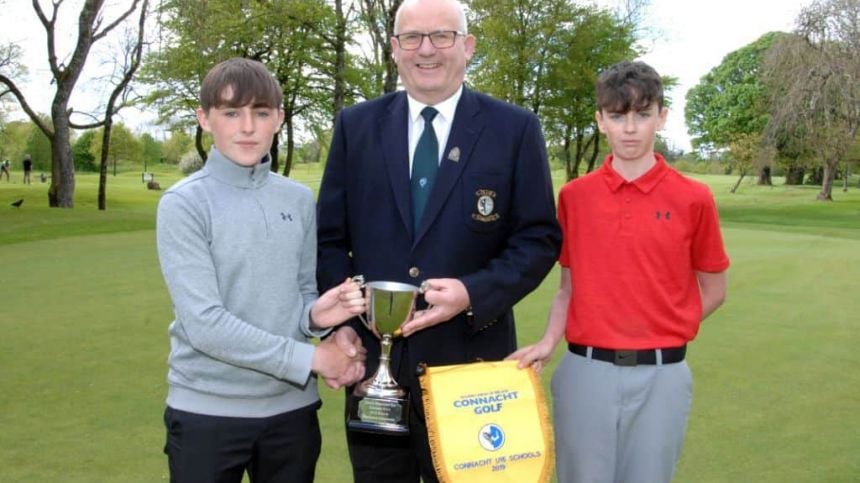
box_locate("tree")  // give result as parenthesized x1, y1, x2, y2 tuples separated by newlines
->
(468, 1, 642, 180)
(161, 129, 194, 164)
(685, 32, 780, 151)
(762, 0, 860, 200)
(92, 0, 149, 210)
(1, 41, 26, 165)
(469, 0, 571, 113)
(262, 1, 342, 176)
(541, 7, 638, 180)
(138, 0, 215, 162)
(727, 132, 774, 193)
(140, 132, 163, 169)
(143, 0, 340, 176)
(0, 0, 146, 207)
(0, 120, 32, 166)
(72, 130, 98, 172)
(356, 0, 402, 96)
(685, 32, 781, 164)
(24, 120, 52, 172)
(89, 123, 143, 177)
(0, 42, 25, 117)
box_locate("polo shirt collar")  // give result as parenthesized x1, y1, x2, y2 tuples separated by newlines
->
(204, 147, 271, 189)
(601, 152, 670, 194)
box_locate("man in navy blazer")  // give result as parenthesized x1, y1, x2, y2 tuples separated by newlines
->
(317, 0, 561, 481)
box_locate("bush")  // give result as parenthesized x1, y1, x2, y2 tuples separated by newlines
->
(672, 159, 695, 173)
(672, 159, 729, 175)
(178, 151, 204, 175)
(708, 162, 727, 175)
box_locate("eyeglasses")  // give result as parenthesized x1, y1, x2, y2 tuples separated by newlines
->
(394, 30, 464, 50)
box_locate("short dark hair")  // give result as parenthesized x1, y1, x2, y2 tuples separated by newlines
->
(199, 58, 283, 112)
(596, 61, 663, 112)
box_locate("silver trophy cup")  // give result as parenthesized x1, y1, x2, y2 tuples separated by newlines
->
(347, 276, 419, 434)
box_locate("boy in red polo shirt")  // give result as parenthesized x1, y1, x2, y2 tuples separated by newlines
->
(509, 60, 729, 483)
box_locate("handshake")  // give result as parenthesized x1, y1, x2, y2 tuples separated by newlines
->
(310, 278, 368, 389)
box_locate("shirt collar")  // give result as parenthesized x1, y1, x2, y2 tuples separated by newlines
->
(601, 152, 670, 193)
(406, 85, 463, 124)
(204, 147, 272, 189)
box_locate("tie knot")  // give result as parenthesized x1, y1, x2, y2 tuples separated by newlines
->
(421, 106, 438, 123)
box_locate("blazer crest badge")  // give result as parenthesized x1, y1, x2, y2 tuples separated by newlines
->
(472, 189, 500, 222)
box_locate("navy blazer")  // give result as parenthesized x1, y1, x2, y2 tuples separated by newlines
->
(317, 87, 561, 390)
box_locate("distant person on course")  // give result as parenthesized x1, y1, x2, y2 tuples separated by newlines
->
(508, 60, 730, 483)
(22, 155, 32, 184)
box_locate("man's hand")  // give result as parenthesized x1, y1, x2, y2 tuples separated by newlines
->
(399, 278, 470, 337)
(311, 278, 366, 330)
(316, 326, 367, 389)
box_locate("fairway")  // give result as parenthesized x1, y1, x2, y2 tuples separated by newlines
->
(1, 169, 858, 482)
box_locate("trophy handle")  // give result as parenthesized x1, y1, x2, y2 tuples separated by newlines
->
(351, 274, 371, 330)
(418, 280, 435, 312)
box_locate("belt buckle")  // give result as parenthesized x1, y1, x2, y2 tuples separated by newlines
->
(614, 350, 637, 366)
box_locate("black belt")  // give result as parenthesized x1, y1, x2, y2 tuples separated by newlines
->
(568, 343, 686, 366)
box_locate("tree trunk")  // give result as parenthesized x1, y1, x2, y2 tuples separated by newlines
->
(586, 130, 600, 173)
(731, 170, 747, 193)
(98, 120, 113, 210)
(195, 125, 206, 163)
(281, 119, 295, 177)
(566, 128, 580, 180)
(757, 165, 772, 185)
(48, 107, 75, 208)
(562, 124, 574, 180)
(807, 166, 823, 185)
(785, 164, 805, 185)
(816, 160, 837, 201)
(333, 0, 346, 118)
(382, 1, 401, 93)
(270, 132, 280, 173)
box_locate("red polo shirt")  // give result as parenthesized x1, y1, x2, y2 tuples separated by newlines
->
(558, 153, 730, 349)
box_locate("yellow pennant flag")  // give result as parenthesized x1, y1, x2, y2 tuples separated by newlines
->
(419, 360, 554, 483)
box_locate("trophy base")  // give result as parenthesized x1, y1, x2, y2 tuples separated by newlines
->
(347, 392, 410, 435)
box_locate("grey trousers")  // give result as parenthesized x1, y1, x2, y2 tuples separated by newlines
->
(551, 350, 693, 483)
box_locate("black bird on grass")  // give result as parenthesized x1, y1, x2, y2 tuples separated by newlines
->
(11, 199, 23, 208)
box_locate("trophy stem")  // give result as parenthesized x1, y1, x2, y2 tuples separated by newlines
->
(369, 334, 399, 389)
(354, 334, 406, 398)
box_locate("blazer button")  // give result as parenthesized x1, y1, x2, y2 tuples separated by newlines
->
(408, 267, 420, 278)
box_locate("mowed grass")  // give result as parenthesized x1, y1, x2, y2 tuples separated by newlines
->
(0, 165, 858, 482)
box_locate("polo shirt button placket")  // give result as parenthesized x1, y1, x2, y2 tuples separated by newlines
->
(620, 187, 633, 236)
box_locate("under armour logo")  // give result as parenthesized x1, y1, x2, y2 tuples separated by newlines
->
(281, 212, 292, 221)
(655, 211, 671, 220)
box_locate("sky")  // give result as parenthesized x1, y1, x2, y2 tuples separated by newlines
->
(0, 0, 160, 134)
(620, 0, 813, 152)
(2, 0, 814, 152)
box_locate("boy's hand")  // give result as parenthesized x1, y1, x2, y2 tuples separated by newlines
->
(506, 338, 557, 372)
(314, 327, 366, 389)
(310, 278, 366, 329)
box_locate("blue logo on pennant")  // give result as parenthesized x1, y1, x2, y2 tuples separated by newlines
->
(479, 423, 505, 451)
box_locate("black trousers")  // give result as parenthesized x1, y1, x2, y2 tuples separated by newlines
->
(345, 395, 438, 483)
(163, 402, 322, 483)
